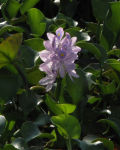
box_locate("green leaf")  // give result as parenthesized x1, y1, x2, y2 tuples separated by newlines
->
(24, 38, 44, 51)
(8, 121, 15, 131)
(4, 145, 18, 150)
(98, 118, 120, 138)
(66, 28, 90, 41)
(18, 45, 36, 68)
(93, 138, 114, 150)
(91, 0, 112, 22)
(27, 8, 46, 36)
(60, 0, 78, 17)
(45, 94, 63, 115)
(0, 115, 6, 135)
(0, 33, 22, 68)
(100, 2, 120, 50)
(106, 59, 120, 72)
(0, 25, 24, 36)
(56, 13, 77, 27)
(26, 66, 44, 85)
(20, 0, 40, 15)
(75, 139, 104, 150)
(77, 41, 101, 60)
(88, 96, 101, 104)
(19, 91, 37, 114)
(56, 104, 76, 114)
(20, 121, 41, 142)
(45, 95, 76, 115)
(86, 22, 100, 34)
(103, 68, 120, 83)
(51, 114, 81, 139)
(107, 49, 120, 57)
(99, 81, 116, 95)
(34, 113, 50, 126)
(0, 68, 21, 101)
(66, 69, 88, 104)
(12, 137, 27, 150)
(6, 0, 21, 18)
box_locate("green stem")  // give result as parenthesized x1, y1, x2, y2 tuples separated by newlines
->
(67, 138, 72, 150)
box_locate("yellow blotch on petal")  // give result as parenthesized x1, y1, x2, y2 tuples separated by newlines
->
(61, 53, 64, 57)
(57, 33, 60, 37)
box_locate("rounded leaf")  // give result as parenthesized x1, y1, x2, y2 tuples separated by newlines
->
(51, 114, 81, 139)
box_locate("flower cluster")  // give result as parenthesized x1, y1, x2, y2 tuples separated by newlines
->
(39, 27, 81, 91)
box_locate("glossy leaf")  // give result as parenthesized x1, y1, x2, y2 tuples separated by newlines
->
(27, 8, 46, 36)
(98, 118, 120, 138)
(45, 95, 76, 115)
(93, 138, 114, 150)
(45, 94, 63, 115)
(0, 25, 24, 36)
(6, 0, 21, 18)
(20, 0, 40, 15)
(91, 0, 112, 22)
(88, 96, 101, 104)
(66, 28, 90, 41)
(24, 38, 44, 51)
(56, 13, 78, 27)
(0, 115, 6, 134)
(34, 113, 50, 126)
(100, 2, 120, 50)
(20, 121, 41, 142)
(56, 104, 76, 114)
(12, 137, 27, 150)
(75, 139, 105, 150)
(26, 66, 44, 85)
(99, 81, 116, 95)
(77, 41, 101, 60)
(66, 69, 88, 104)
(52, 114, 81, 139)
(106, 59, 120, 72)
(107, 49, 120, 57)
(4, 145, 18, 150)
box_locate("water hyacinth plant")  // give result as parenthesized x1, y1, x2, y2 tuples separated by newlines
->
(39, 27, 81, 91)
(1, 0, 120, 150)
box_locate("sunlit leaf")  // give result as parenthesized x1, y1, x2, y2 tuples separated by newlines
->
(52, 114, 81, 139)
(0, 33, 22, 68)
(27, 8, 46, 36)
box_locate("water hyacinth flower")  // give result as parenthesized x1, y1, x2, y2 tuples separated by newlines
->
(39, 27, 81, 91)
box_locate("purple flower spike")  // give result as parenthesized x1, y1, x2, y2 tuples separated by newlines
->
(39, 27, 81, 91)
